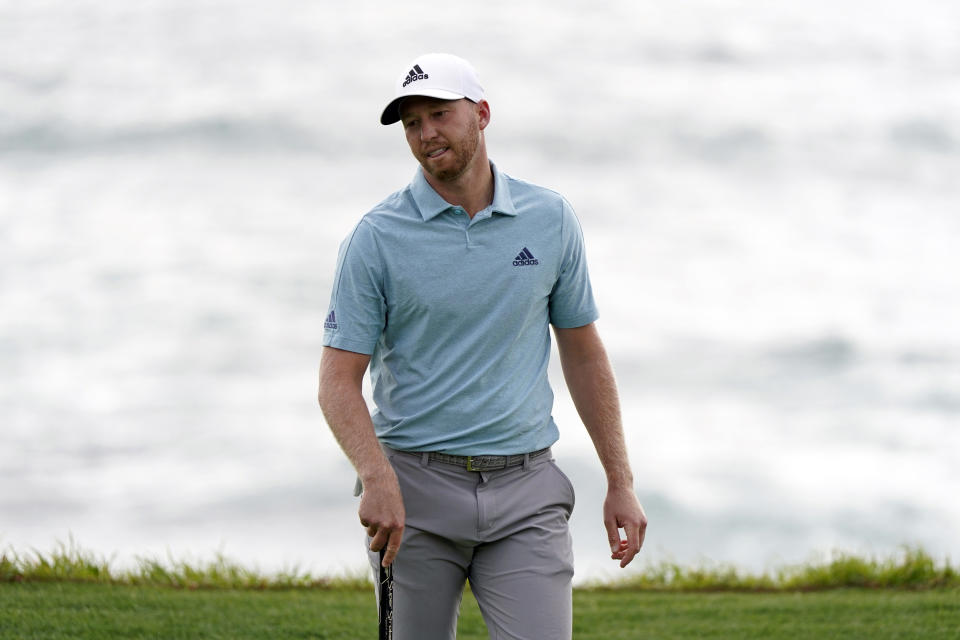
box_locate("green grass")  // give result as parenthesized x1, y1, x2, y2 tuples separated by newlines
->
(2, 543, 959, 638)
(0, 540, 370, 591)
(0, 582, 374, 639)
(4, 541, 958, 592)
(582, 547, 960, 592)
(567, 590, 960, 639)
(2, 582, 958, 639)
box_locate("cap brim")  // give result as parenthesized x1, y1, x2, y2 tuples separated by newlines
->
(380, 89, 468, 125)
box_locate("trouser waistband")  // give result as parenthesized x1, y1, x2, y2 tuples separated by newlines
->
(397, 447, 552, 472)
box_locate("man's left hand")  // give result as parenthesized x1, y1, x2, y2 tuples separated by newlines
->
(603, 486, 647, 568)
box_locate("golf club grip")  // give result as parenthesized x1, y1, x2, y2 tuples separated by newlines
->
(378, 549, 393, 639)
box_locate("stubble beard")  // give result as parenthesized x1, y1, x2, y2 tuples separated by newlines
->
(419, 123, 481, 183)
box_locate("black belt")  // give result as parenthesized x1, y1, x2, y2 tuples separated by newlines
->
(413, 447, 552, 472)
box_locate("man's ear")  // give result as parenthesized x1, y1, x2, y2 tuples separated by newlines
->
(476, 99, 491, 131)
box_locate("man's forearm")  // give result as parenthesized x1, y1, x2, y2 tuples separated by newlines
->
(566, 357, 634, 488)
(319, 384, 389, 483)
(317, 349, 392, 484)
(555, 325, 634, 489)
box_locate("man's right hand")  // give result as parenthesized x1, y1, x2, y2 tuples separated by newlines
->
(358, 471, 406, 567)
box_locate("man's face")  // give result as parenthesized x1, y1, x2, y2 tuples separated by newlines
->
(399, 97, 486, 182)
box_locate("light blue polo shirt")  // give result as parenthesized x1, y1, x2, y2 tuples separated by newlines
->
(323, 162, 598, 455)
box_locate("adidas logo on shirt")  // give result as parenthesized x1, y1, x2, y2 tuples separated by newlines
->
(513, 247, 539, 267)
(402, 64, 428, 88)
(324, 310, 338, 329)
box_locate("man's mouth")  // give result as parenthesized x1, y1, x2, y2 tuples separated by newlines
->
(426, 147, 448, 159)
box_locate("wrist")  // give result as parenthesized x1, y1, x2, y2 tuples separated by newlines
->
(359, 464, 398, 488)
(606, 472, 635, 492)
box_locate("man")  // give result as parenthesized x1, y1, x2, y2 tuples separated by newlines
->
(318, 53, 646, 640)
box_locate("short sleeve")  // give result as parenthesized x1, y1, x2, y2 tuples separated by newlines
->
(548, 199, 599, 328)
(322, 220, 386, 355)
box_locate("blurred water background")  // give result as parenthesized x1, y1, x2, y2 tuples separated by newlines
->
(2, 0, 959, 582)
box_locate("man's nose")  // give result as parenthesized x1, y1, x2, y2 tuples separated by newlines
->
(420, 120, 438, 141)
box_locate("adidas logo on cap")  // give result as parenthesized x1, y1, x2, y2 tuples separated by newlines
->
(402, 64, 428, 88)
(513, 247, 539, 267)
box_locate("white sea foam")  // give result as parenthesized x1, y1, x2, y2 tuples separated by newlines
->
(2, 0, 958, 579)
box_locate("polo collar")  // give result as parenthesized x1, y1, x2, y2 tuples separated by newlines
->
(411, 161, 518, 221)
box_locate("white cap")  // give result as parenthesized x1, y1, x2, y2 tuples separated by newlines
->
(380, 53, 485, 125)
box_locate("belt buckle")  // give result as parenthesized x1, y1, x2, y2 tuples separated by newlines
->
(466, 455, 506, 472)
(466, 455, 492, 471)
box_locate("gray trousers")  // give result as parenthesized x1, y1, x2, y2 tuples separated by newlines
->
(366, 446, 576, 640)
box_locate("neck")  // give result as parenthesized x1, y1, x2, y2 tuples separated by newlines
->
(423, 149, 493, 218)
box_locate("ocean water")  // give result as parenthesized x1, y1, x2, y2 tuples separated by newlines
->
(2, 0, 959, 581)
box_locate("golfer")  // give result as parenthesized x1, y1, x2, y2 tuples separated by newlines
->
(318, 53, 646, 640)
